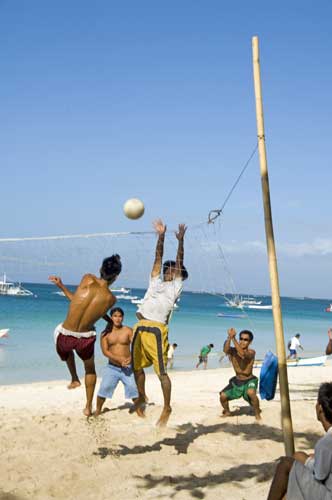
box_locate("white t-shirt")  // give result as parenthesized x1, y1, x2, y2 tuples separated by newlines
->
(167, 345, 175, 359)
(137, 275, 183, 324)
(290, 336, 301, 350)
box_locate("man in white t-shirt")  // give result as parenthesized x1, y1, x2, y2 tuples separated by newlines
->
(287, 333, 304, 360)
(167, 343, 178, 369)
(132, 219, 188, 427)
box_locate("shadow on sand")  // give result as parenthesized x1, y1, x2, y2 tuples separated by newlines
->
(92, 420, 321, 459)
(0, 493, 25, 500)
(135, 461, 276, 499)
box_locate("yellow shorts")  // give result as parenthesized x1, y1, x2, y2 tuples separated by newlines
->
(132, 320, 169, 376)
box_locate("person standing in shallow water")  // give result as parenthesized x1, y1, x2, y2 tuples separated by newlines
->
(132, 219, 188, 427)
(220, 328, 261, 421)
(195, 344, 214, 369)
(287, 333, 303, 360)
(49, 254, 122, 417)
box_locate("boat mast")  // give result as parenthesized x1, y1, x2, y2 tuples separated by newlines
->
(252, 36, 294, 456)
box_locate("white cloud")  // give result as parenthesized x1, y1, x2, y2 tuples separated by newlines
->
(216, 238, 332, 257)
(279, 238, 332, 257)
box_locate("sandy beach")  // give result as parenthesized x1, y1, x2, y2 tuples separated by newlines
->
(1, 364, 331, 500)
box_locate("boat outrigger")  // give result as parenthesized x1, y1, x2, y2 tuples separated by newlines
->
(254, 355, 327, 368)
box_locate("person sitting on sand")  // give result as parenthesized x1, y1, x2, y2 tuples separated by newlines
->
(196, 344, 214, 369)
(131, 219, 188, 427)
(220, 328, 261, 420)
(95, 307, 143, 417)
(267, 382, 332, 500)
(166, 343, 178, 369)
(49, 254, 121, 416)
(325, 328, 332, 355)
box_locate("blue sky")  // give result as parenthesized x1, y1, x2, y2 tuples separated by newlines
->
(1, 2, 332, 297)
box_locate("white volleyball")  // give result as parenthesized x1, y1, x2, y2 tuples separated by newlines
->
(123, 198, 145, 220)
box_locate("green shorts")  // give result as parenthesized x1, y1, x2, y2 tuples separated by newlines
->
(221, 376, 258, 403)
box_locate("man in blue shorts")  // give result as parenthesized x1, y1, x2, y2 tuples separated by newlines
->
(94, 307, 142, 417)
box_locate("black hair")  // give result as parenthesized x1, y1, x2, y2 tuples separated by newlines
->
(102, 306, 124, 336)
(110, 307, 124, 317)
(318, 383, 332, 423)
(100, 254, 122, 282)
(163, 260, 189, 280)
(295, 333, 301, 338)
(173, 343, 178, 347)
(209, 343, 214, 348)
(239, 330, 254, 341)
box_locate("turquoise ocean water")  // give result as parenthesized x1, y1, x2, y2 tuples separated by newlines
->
(1, 283, 331, 385)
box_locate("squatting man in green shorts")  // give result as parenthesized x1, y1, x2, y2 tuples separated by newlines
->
(220, 327, 261, 420)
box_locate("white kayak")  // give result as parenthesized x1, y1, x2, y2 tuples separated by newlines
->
(0, 328, 9, 339)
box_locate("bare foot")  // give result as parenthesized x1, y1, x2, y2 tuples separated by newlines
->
(156, 407, 172, 427)
(221, 410, 232, 418)
(83, 407, 92, 417)
(93, 410, 102, 417)
(255, 409, 262, 421)
(129, 396, 145, 414)
(135, 406, 146, 418)
(67, 381, 81, 390)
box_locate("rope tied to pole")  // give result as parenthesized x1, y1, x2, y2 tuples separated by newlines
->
(207, 143, 258, 224)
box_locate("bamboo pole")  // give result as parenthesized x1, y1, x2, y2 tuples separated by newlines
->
(252, 36, 295, 456)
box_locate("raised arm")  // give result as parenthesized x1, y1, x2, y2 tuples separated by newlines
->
(151, 219, 167, 277)
(224, 327, 236, 354)
(48, 275, 74, 301)
(175, 224, 187, 278)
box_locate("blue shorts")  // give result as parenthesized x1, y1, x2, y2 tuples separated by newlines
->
(289, 349, 297, 356)
(98, 363, 138, 400)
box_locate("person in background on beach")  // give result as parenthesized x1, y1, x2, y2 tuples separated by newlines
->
(167, 343, 178, 369)
(48, 254, 121, 417)
(220, 328, 261, 420)
(287, 333, 304, 360)
(325, 328, 332, 355)
(196, 344, 214, 369)
(267, 382, 332, 500)
(94, 307, 143, 417)
(131, 219, 188, 427)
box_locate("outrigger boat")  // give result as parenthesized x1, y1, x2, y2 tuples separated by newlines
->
(254, 355, 327, 368)
(0, 274, 33, 296)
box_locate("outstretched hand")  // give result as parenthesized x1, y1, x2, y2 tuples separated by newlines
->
(228, 327, 237, 339)
(49, 275, 63, 287)
(175, 224, 187, 240)
(153, 219, 167, 235)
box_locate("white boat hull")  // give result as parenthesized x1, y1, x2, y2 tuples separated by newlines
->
(247, 304, 272, 310)
(254, 355, 327, 368)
